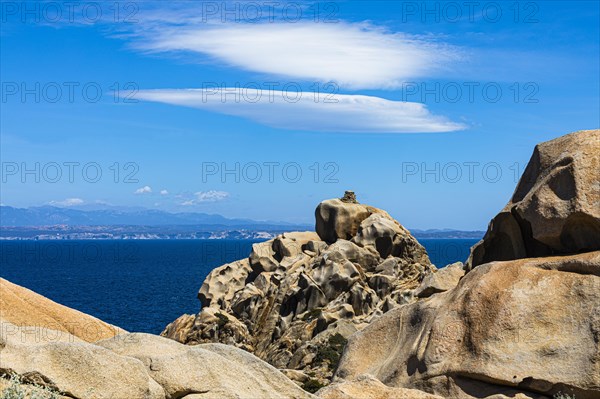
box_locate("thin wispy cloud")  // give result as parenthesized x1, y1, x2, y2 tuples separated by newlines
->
(136, 88, 466, 133)
(49, 198, 84, 207)
(131, 22, 463, 90)
(181, 190, 230, 206)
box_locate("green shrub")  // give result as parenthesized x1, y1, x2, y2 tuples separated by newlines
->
(0, 373, 60, 399)
(328, 333, 348, 348)
(316, 346, 340, 366)
(315, 333, 348, 371)
(301, 379, 324, 393)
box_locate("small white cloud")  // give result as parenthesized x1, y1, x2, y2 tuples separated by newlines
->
(179, 190, 230, 206)
(134, 186, 153, 194)
(160, 189, 169, 195)
(195, 190, 229, 202)
(49, 198, 84, 207)
(136, 89, 465, 133)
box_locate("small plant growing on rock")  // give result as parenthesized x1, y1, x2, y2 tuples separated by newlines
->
(215, 312, 229, 329)
(553, 393, 576, 399)
(301, 378, 325, 393)
(328, 333, 348, 348)
(315, 333, 348, 371)
(316, 346, 340, 366)
(0, 373, 60, 399)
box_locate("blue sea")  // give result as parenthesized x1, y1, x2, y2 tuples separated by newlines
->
(0, 239, 476, 334)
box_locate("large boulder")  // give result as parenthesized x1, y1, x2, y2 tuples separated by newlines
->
(315, 199, 372, 243)
(163, 196, 433, 385)
(97, 333, 315, 399)
(414, 262, 465, 298)
(0, 283, 317, 399)
(0, 323, 165, 399)
(335, 251, 600, 399)
(0, 278, 123, 343)
(468, 129, 600, 268)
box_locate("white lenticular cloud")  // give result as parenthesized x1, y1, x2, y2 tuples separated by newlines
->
(136, 88, 466, 133)
(133, 22, 463, 90)
(134, 186, 153, 194)
(160, 189, 169, 195)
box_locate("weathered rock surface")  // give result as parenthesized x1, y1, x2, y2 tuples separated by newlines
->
(0, 322, 165, 399)
(163, 197, 434, 385)
(317, 374, 445, 399)
(468, 129, 600, 268)
(332, 130, 600, 399)
(335, 251, 600, 399)
(315, 199, 372, 243)
(414, 262, 465, 298)
(0, 282, 317, 399)
(0, 278, 123, 343)
(97, 333, 314, 399)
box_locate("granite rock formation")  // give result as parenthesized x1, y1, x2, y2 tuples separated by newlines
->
(468, 129, 600, 268)
(335, 252, 600, 399)
(0, 318, 315, 399)
(334, 129, 600, 399)
(162, 196, 434, 385)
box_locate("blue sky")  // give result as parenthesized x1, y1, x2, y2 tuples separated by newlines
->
(1, 0, 599, 229)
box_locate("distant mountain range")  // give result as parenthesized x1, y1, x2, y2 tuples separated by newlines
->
(0, 205, 303, 228)
(0, 206, 484, 240)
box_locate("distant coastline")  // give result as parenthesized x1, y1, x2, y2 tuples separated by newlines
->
(0, 225, 485, 241)
(0, 205, 485, 240)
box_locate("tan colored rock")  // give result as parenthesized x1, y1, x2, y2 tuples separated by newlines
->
(250, 241, 280, 273)
(0, 325, 165, 399)
(414, 262, 465, 298)
(315, 199, 372, 243)
(248, 232, 322, 274)
(353, 213, 430, 265)
(97, 333, 315, 399)
(281, 369, 311, 384)
(0, 278, 123, 343)
(336, 251, 600, 399)
(274, 232, 322, 258)
(160, 313, 196, 345)
(469, 129, 600, 268)
(198, 259, 252, 309)
(0, 321, 84, 345)
(317, 375, 444, 399)
(0, 279, 318, 399)
(163, 198, 433, 385)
